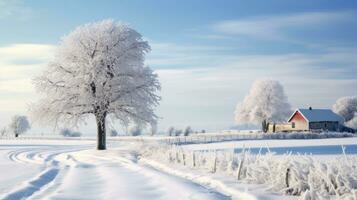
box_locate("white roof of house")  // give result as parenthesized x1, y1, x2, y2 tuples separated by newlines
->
(288, 108, 344, 122)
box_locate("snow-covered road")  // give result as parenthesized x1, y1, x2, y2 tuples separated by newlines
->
(0, 140, 230, 200)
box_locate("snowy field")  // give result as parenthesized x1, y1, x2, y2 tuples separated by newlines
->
(0, 139, 230, 200)
(0, 137, 356, 200)
(182, 137, 357, 155)
(142, 137, 357, 199)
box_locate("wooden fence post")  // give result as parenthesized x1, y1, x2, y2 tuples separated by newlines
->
(285, 168, 290, 188)
(212, 152, 217, 173)
(192, 152, 196, 167)
(237, 150, 245, 180)
(175, 147, 179, 163)
(182, 149, 186, 166)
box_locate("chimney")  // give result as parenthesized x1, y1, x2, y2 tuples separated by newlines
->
(309, 107, 312, 110)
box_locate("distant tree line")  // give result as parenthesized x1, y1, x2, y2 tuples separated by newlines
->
(167, 126, 206, 136)
(60, 128, 82, 137)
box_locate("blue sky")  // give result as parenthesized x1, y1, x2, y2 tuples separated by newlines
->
(0, 0, 356, 134)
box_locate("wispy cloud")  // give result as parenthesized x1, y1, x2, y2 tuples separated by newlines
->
(0, 0, 32, 20)
(152, 42, 357, 130)
(0, 44, 55, 80)
(147, 41, 234, 68)
(212, 11, 355, 41)
(0, 44, 55, 114)
(0, 41, 356, 131)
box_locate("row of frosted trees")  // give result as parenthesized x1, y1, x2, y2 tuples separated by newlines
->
(166, 126, 206, 136)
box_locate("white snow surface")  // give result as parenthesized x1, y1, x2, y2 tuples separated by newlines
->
(0, 139, 230, 200)
(182, 137, 357, 151)
(1, 138, 356, 200)
(141, 141, 357, 200)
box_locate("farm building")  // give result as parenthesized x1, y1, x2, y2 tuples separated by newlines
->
(268, 107, 344, 132)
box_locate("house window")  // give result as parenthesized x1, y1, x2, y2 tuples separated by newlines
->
(292, 122, 295, 128)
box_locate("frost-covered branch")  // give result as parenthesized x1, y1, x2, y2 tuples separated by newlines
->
(333, 96, 357, 129)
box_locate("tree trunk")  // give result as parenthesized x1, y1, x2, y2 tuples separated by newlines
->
(96, 113, 106, 150)
(262, 119, 267, 132)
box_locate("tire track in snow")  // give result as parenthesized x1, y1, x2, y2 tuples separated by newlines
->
(1, 144, 93, 200)
(2, 143, 230, 200)
(2, 168, 60, 200)
(7, 145, 92, 166)
(89, 153, 231, 200)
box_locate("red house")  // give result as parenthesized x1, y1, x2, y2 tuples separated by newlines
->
(287, 107, 344, 131)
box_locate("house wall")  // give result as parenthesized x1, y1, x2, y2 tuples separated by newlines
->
(309, 121, 339, 131)
(268, 124, 292, 132)
(289, 111, 309, 131)
(267, 110, 342, 133)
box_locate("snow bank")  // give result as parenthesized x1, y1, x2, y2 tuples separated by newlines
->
(140, 144, 357, 199)
(139, 157, 258, 200)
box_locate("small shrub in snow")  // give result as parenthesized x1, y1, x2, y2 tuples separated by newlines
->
(129, 126, 142, 136)
(60, 128, 71, 137)
(167, 126, 175, 136)
(60, 128, 81, 137)
(70, 131, 81, 137)
(184, 126, 193, 136)
(110, 129, 118, 137)
(175, 129, 182, 136)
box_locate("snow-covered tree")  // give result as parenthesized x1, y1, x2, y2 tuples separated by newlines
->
(175, 129, 182, 136)
(60, 128, 72, 137)
(332, 96, 357, 130)
(110, 129, 118, 136)
(332, 96, 357, 122)
(0, 127, 7, 136)
(184, 126, 192, 136)
(9, 115, 31, 137)
(31, 20, 160, 150)
(128, 125, 142, 136)
(235, 80, 292, 127)
(150, 121, 157, 136)
(167, 126, 175, 136)
(70, 131, 82, 137)
(60, 128, 82, 137)
(346, 113, 357, 129)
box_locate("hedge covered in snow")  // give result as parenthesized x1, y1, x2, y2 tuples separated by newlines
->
(141, 145, 357, 199)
